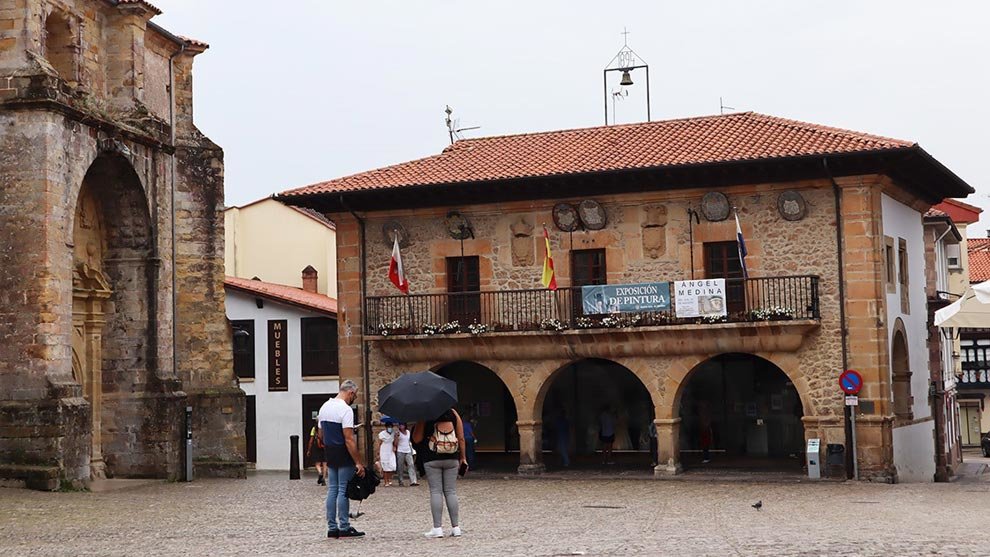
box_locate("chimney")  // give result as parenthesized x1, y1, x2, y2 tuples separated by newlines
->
(301, 265, 318, 293)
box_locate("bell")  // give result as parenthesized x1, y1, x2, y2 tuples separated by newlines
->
(619, 69, 634, 86)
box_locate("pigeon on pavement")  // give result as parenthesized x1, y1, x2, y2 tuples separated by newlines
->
(752, 500, 763, 511)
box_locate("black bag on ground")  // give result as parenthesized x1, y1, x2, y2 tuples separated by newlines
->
(346, 468, 381, 501)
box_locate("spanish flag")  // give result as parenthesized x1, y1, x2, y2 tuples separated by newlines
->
(541, 226, 557, 290)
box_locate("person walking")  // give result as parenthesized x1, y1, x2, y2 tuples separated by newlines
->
(378, 420, 397, 487)
(317, 380, 366, 539)
(599, 406, 616, 465)
(412, 408, 467, 538)
(395, 423, 419, 486)
(306, 417, 327, 485)
(462, 417, 477, 471)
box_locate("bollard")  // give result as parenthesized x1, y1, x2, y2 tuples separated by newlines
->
(289, 435, 301, 480)
(184, 406, 193, 482)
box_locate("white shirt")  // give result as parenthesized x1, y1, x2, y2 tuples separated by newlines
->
(317, 396, 354, 429)
(396, 430, 412, 453)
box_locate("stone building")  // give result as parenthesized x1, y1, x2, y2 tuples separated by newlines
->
(279, 112, 974, 482)
(0, 0, 243, 489)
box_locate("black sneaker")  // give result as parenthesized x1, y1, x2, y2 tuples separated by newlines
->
(317, 476, 325, 486)
(327, 529, 339, 539)
(337, 527, 365, 538)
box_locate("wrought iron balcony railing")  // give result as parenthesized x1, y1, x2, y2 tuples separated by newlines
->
(365, 275, 820, 337)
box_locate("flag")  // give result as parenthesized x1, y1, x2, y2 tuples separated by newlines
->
(735, 210, 748, 279)
(541, 226, 557, 290)
(388, 235, 409, 294)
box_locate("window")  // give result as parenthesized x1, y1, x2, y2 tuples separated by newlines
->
(446, 256, 480, 324)
(898, 238, 909, 314)
(44, 11, 77, 82)
(884, 237, 896, 293)
(301, 317, 338, 377)
(571, 249, 606, 315)
(571, 249, 607, 287)
(947, 243, 962, 270)
(231, 320, 255, 379)
(704, 241, 745, 314)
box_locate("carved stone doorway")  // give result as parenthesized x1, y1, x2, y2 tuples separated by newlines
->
(72, 182, 112, 480)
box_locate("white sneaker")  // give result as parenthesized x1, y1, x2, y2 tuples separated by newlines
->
(451, 526, 462, 537)
(424, 527, 444, 538)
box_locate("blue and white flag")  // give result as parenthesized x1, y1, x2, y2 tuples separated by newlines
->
(735, 210, 748, 278)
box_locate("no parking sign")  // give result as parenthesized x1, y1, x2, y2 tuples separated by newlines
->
(839, 369, 863, 395)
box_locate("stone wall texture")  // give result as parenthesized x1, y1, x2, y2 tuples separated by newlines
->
(329, 174, 924, 481)
(0, 0, 243, 489)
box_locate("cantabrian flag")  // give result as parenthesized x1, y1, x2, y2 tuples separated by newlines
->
(541, 226, 557, 290)
(388, 235, 409, 294)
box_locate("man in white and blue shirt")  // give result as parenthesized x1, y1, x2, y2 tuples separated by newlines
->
(317, 380, 366, 539)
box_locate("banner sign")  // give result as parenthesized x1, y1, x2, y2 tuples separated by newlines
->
(673, 279, 727, 318)
(581, 282, 671, 314)
(268, 320, 288, 392)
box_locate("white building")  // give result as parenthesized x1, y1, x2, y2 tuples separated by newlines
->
(225, 273, 339, 470)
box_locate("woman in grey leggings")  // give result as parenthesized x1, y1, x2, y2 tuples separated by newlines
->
(412, 408, 468, 538)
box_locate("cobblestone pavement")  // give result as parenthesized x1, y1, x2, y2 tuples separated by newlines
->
(1, 471, 989, 557)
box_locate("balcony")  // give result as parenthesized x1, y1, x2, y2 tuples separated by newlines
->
(958, 366, 990, 389)
(367, 272, 815, 328)
(364, 276, 821, 363)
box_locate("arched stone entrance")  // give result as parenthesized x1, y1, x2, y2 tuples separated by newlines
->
(890, 319, 912, 421)
(433, 361, 519, 469)
(674, 353, 806, 472)
(71, 154, 154, 479)
(537, 359, 656, 470)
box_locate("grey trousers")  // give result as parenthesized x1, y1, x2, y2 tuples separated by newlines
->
(396, 451, 417, 484)
(424, 459, 459, 528)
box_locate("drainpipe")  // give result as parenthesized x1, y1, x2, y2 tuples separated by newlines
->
(823, 158, 855, 479)
(168, 44, 186, 385)
(341, 195, 373, 467)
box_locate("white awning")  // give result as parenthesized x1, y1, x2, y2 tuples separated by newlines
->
(935, 280, 990, 328)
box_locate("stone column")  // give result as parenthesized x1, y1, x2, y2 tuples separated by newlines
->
(83, 307, 107, 480)
(516, 420, 544, 475)
(654, 418, 682, 477)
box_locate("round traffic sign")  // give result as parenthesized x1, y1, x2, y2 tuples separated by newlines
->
(839, 369, 863, 395)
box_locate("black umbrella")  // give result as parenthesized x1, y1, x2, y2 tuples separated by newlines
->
(378, 371, 458, 423)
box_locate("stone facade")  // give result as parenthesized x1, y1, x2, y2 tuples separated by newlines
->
(323, 174, 933, 481)
(0, 0, 243, 489)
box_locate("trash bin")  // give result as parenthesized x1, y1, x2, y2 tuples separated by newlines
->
(826, 443, 846, 479)
(806, 438, 821, 479)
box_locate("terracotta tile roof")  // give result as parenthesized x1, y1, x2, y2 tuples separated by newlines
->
(969, 238, 990, 283)
(281, 112, 915, 197)
(935, 199, 983, 225)
(925, 208, 948, 218)
(224, 277, 337, 316)
(291, 206, 336, 230)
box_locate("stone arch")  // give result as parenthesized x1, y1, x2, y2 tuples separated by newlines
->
(431, 361, 521, 455)
(43, 9, 77, 82)
(661, 352, 815, 420)
(890, 318, 913, 420)
(530, 358, 662, 425)
(532, 358, 658, 468)
(670, 352, 810, 468)
(70, 153, 155, 479)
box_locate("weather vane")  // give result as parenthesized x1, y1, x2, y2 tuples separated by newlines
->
(603, 27, 650, 125)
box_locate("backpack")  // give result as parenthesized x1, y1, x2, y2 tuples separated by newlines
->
(429, 422, 459, 455)
(346, 468, 381, 501)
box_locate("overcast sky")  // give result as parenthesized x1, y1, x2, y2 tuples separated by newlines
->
(152, 1, 990, 233)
